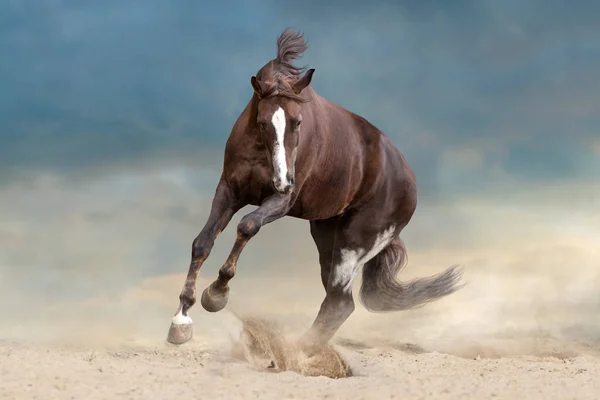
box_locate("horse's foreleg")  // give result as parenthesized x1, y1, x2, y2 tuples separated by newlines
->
(200, 194, 291, 313)
(167, 179, 239, 345)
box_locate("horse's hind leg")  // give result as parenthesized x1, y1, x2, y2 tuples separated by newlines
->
(309, 217, 341, 290)
(300, 213, 397, 349)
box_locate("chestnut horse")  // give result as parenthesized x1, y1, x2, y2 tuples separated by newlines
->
(167, 28, 464, 348)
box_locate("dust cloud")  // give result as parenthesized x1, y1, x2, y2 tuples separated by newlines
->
(3, 249, 598, 369)
(1, 177, 600, 398)
(1, 237, 600, 399)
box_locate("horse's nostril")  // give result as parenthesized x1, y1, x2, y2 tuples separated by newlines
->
(286, 173, 295, 186)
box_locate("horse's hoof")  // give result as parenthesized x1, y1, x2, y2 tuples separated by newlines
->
(166, 312, 193, 345)
(297, 334, 324, 356)
(200, 283, 229, 312)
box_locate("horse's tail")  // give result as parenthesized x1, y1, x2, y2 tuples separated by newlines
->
(359, 238, 464, 312)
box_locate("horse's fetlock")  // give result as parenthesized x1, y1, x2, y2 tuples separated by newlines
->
(179, 290, 196, 307)
(218, 265, 235, 281)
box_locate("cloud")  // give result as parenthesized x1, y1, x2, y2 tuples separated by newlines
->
(1, 174, 598, 351)
(1, 167, 598, 301)
(1, 0, 599, 197)
(0, 0, 272, 174)
(594, 139, 600, 156)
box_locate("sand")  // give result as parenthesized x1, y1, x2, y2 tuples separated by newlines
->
(1, 269, 600, 400)
(1, 325, 599, 400)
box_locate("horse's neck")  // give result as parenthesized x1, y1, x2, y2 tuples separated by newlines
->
(305, 88, 346, 137)
(301, 89, 350, 162)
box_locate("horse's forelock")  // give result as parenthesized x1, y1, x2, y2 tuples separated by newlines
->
(256, 70, 309, 103)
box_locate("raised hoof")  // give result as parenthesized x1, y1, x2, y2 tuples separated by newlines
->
(166, 312, 193, 345)
(200, 283, 230, 312)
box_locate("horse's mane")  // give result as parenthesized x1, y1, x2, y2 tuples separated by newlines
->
(276, 28, 308, 78)
(257, 28, 310, 103)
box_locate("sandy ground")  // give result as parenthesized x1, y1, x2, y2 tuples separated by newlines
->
(0, 341, 599, 400)
(1, 325, 599, 400)
(1, 269, 600, 400)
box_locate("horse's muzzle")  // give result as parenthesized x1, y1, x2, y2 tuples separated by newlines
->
(272, 176, 294, 194)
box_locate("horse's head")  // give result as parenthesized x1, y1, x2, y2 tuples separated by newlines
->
(250, 68, 315, 195)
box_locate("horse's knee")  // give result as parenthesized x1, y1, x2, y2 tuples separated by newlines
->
(237, 215, 260, 239)
(192, 236, 212, 260)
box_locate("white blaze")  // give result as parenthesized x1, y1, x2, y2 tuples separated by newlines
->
(271, 107, 288, 188)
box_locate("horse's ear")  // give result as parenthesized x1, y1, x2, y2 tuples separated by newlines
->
(250, 76, 265, 98)
(292, 68, 315, 94)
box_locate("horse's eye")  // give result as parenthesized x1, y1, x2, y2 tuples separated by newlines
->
(295, 120, 302, 129)
(257, 121, 267, 131)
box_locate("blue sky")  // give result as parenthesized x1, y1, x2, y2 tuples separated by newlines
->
(2, 0, 599, 189)
(1, 1, 599, 309)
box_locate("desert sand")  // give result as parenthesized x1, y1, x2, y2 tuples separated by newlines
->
(1, 267, 600, 400)
(2, 332, 599, 400)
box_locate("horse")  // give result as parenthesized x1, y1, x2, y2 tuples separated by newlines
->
(167, 28, 464, 349)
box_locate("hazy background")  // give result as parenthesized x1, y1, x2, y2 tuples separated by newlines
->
(1, 0, 599, 351)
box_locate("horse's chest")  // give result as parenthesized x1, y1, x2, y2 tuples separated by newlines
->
(237, 166, 273, 204)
